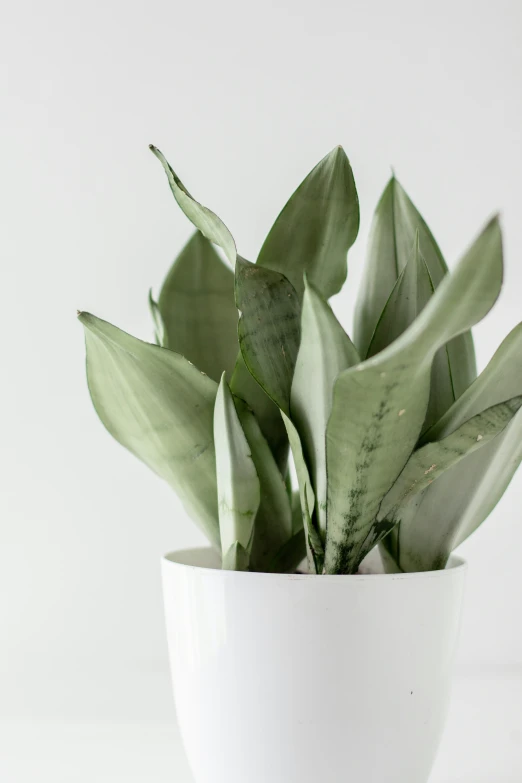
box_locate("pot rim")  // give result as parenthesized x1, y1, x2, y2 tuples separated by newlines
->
(163, 547, 467, 582)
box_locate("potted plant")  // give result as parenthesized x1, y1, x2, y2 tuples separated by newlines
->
(79, 144, 522, 783)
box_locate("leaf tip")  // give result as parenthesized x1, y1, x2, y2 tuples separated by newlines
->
(325, 144, 349, 166)
(77, 310, 92, 326)
(77, 310, 94, 327)
(77, 310, 96, 331)
(149, 144, 166, 165)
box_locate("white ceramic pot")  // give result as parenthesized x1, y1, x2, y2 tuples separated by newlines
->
(162, 548, 467, 783)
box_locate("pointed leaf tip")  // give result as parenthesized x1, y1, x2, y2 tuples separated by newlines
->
(150, 146, 237, 266)
(256, 146, 359, 299)
(326, 216, 503, 574)
(157, 232, 238, 380)
(78, 311, 104, 335)
(354, 174, 478, 407)
(77, 310, 92, 326)
(487, 212, 501, 230)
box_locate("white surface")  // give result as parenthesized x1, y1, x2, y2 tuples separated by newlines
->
(1, 0, 521, 777)
(1, 0, 522, 678)
(1, 667, 521, 782)
(163, 549, 466, 783)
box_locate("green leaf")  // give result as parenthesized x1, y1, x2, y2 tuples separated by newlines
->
(234, 396, 293, 572)
(222, 542, 250, 571)
(366, 232, 433, 358)
(148, 289, 166, 346)
(354, 176, 477, 410)
(421, 322, 522, 444)
(282, 413, 324, 574)
(156, 231, 239, 382)
(235, 257, 301, 414)
(291, 490, 304, 534)
(150, 145, 236, 265)
(78, 312, 220, 547)
(257, 146, 359, 300)
(233, 265, 323, 571)
(379, 395, 522, 519)
(382, 322, 522, 572)
(325, 216, 503, 574)
(366, 232, 465, 430)
(290, 278, 359, 539)
(270, 528, 307, 574)
(151, 145, 290, 468)
(382, 410, 522, 572)
(214, 375, 260, 570)
(229, 354, 288, 473)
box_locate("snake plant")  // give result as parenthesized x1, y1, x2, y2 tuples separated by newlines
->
(79, 144, 522, 575)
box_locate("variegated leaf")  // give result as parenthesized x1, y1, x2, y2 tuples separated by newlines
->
(325, 217, 502, 574)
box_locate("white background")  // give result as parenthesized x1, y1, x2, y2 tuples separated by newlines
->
(1, 0, 521, 780)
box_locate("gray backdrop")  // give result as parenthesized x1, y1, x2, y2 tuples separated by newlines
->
(1, 0, 521, 730)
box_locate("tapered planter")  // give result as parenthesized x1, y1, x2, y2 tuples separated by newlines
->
(162, 548, 466, 783)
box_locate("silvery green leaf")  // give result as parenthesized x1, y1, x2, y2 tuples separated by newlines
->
(257, 146, 359, 300)
(222, 542, 250, 571)
(234, 396, 293, 572)
(150, 145, 236, 265)
(379, 395, 522, 519)
(282, 413, 324, 574)
(366, 232, 433, 358)
(270, 529, 307, 575)
(235, 256, 301, 414)
(148, 289, 166, 347)
(291, 490, 304, 534)
(291, 278, 359, 539)
(325, 216, 503, 574)
(214, 375, 260, 570)
(78, 312, 220, 547)
(383, 410, 522, 572)
(256, 484, 305, 575)
(230, 354, 289, 473)
(421, 322, 522, 443)
(157, 231, 238, 382)
(355, 177, 445, 350)
(382, 322, 522, 572)
(449, 409, 522, 548)
(354, 177, 476, 412)
(366, 231, 464, 430)
(151, 145, 289, 468)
